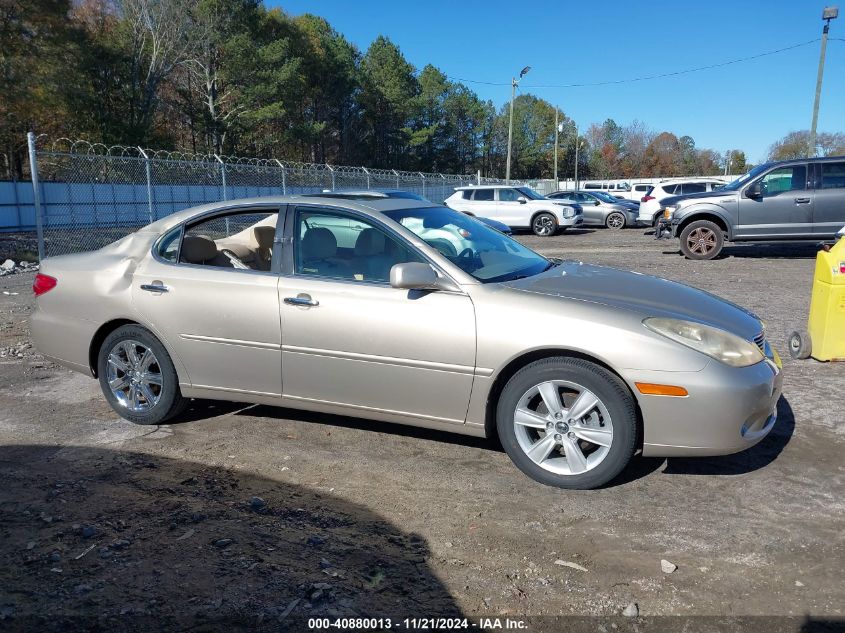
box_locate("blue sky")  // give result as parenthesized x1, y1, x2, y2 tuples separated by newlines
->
(271, 0, 844, 164)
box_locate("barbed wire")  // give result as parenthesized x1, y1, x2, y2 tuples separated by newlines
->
(35, 136, 499, 182)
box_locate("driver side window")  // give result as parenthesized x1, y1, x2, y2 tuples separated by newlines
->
(498, 188, 520, 202)
(760, 166, 807, 197)
(294, 208, 423, 283)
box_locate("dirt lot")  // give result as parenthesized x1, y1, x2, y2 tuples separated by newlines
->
(0, 228, 843, 632)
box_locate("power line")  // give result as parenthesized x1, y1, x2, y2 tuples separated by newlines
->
(453, 38, 825, 89)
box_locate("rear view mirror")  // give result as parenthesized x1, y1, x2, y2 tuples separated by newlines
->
(390, 262, 438, 290)
(746, 182, 762, 198)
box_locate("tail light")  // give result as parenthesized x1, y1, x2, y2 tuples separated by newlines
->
(641, 195, 655, 202)
(33, 273, 57, 296)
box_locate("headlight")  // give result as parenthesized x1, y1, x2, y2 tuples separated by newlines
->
(562, 207, 576, 218)
(663, 205, 677, 219)
(643, 317, 764, 367)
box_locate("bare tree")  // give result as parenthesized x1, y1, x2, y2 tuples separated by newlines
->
(119, 0, 199, 142)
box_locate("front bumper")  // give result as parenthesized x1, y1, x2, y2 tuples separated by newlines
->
(560, 214, 584, 228)
(626, 352, 783, 457)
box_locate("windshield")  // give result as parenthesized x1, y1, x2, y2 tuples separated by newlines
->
(384, 207, 550, 283)
(720, 164, 771, 191)
(515, 187, 545, 200)
(592, 191, 621, 203)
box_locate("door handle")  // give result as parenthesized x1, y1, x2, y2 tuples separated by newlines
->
(140, 283, 169, 293)
(794, 197, 811, 204)
(284, 294, 319, 307)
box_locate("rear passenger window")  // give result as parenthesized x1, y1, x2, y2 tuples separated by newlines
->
(821, 162, 845, 189)
(473, 189, 494, 201)
(681, 183, 706, 194)
(664, 184, 679, 194)
(461, 190, 473, 199)
(179, 210, 278, 271)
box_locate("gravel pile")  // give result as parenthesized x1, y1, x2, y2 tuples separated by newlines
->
(0, 259, 39, 276)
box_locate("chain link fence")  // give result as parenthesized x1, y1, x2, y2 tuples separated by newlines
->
(25, 135, 507, 259)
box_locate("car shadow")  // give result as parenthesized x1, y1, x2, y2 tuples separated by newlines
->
(178, 395, 793, 486)
(0, 444, 465, 631)
(240, 404, 497, 452)
(662, 243, 822, 260)
(661, 395, 795, 476)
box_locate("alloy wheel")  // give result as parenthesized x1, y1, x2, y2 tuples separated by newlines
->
(512, 380, 613, 476)
(106, 340, 163, 412)
(533, 215, 555, 236)
(606, 212, 625, 229)
(686, 227, 717, 255)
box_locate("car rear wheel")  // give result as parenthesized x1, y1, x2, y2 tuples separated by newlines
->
(605, 212, 626, 230)
(97, 324, 186, 425)
(496, 358, 637, 489)
(532, 213, 558, 237)
(679, 220, 724, 260)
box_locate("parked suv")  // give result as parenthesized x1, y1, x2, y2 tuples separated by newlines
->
(637, 179, 726, 227)
(444, 185, 582, 236)
(547, 190, 639, 229)
(662, 156, 845, 259)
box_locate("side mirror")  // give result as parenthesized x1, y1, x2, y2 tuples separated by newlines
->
(390, 262, 439, 290)
(746, 182, 762, 198)
(517, 196, 527, 204)
(594, 200, 601, 206)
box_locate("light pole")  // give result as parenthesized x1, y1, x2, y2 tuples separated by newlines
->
(809, 6, 838, 156)
(553, 108, 563, 189)
(573, 122, 583, 190)
(724, 150, 732, 177)
(505, 66, 530, 183)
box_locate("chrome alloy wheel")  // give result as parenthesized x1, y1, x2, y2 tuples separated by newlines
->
(533, 214, 555, 236)
(513, 380, 613, 476)
(106, 340, 163, 412)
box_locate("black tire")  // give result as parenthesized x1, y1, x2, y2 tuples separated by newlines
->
(652, 213, 663, 228)
(679, 219, 724, 260)
(531, 212, 558, 237)
(788, 329, 812, 360)
(496, 357, 637, 490)
(97, 324, 186, 425)
(605, 212, 626, 230)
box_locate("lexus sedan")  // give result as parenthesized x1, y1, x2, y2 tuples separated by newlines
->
(30, 195, 783, 489)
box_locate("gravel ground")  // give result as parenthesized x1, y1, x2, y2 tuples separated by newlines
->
(0, 227, 843, 632)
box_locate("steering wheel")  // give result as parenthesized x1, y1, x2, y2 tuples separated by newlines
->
(457, 247, 474, 260)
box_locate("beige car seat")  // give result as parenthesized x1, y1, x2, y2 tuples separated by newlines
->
(253, 226, 275, 271)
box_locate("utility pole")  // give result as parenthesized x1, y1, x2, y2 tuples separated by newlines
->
(809, 6, 838, 156)
(724, 150, 731, 177)
(573, 122, 580, 190)
(553, 108, 560, 189)
(505, 66, 530, 183)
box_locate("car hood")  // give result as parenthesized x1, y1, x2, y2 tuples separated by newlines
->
(504, 261, 762, 341)
(661, 189, 735, 206)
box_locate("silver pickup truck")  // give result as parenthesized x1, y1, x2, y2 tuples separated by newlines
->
(657, 156, 845, 259)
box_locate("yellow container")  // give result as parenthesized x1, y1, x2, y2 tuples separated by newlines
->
(807, 236, 845, 361)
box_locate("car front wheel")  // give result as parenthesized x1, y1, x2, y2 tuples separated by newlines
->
(97, 324, 186, 425)
(496, 357, 637, 489)
(605, 212, 626, 230)
(679, 220, 724, 260)
(532, 213, 558, 237)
